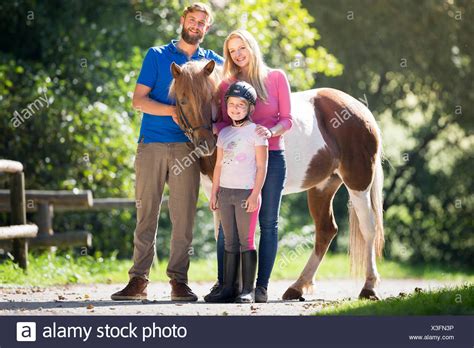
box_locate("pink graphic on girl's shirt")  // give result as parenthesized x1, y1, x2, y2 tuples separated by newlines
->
(235, 153, 248, 162)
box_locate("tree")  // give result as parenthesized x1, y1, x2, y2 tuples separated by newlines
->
(303, 0, 473, 265)
(0, 0, 341, 258)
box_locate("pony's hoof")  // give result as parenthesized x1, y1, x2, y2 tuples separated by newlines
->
(358, 288, 380, 301)
(282, 287, 303, 301)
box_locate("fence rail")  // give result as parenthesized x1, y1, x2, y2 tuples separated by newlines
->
(0, 159, 38, 269)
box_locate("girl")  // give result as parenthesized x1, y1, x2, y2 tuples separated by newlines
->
(205, 29, 292, 303)
(207, 81, 268, 303)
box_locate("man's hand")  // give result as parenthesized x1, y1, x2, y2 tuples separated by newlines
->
(169, 106, 180, 126)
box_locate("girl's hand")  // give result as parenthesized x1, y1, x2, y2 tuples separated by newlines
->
(255, 124, 272, 139)
(210, 193, 219, 211)
(245, 193, 260, 213)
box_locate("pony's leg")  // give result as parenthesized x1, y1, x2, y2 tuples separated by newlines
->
(282, 175, 342, 300)
(347, 188, 381, 300)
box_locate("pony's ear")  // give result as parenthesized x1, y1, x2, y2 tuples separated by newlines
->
(171, 62, 181, 78)
(202, 60, 215, 76)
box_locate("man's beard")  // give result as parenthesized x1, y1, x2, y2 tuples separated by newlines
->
(181, 26, 203, 45)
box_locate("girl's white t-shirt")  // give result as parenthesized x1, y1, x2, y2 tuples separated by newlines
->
(216, 122, 268, 189)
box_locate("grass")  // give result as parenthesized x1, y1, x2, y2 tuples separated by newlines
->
(0, 249, 473, 287)
(315, 284, 474, 315)
(272, 249, 474, 282)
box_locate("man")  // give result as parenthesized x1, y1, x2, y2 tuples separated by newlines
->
(111, 3, 223, 302)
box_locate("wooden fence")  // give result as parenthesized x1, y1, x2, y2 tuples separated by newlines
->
(0, 160, 38, 269)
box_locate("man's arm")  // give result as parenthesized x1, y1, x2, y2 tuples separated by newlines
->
(132, 83, 179, 123)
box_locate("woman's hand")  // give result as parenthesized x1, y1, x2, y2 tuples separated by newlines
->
(210, 193, 219, 211)
(245, 193, 260, 213)
(255, 124, 272, 139)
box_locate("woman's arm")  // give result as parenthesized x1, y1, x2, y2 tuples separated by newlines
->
(255, 70, 293, 139)
(272, 70, 293, 135)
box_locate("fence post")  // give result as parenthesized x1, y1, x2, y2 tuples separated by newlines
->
(10, 172, 28, 269)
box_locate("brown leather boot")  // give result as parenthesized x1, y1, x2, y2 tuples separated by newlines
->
(111, 277, 148, 301)
(170, 279, 198, 302)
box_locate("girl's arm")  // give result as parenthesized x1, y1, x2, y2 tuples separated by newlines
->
(252, 146, 268, 195)
(246, 146, 268, 212)
(210, 147, 224, 211)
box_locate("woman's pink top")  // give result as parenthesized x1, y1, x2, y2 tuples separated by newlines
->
(215, 69, 293, 151)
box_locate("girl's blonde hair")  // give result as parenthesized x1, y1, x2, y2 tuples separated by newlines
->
(223, 29, 269, 102)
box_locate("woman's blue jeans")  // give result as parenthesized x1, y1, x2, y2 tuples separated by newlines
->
(217, 150, 286, 288)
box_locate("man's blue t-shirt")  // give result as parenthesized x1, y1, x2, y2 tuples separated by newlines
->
(136, 40, 224, 143)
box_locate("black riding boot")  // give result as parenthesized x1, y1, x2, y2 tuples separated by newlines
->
(204, 251, 239, 303)
(203, 281, 221, 302)
(235, 250, 257, 303)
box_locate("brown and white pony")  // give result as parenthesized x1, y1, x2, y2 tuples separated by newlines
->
(170, 60, 385, 300)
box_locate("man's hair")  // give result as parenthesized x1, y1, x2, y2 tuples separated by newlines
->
(182, 2, 214, 25)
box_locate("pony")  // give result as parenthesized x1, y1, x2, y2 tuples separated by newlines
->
(169, 59, 384, 300)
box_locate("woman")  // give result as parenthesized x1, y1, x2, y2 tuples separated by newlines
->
(205, 29, 292, 303)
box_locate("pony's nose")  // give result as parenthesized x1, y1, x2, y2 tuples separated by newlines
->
(197, 139, 208, 151)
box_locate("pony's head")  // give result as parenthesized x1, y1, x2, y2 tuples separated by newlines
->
(169, 59, 221, 157)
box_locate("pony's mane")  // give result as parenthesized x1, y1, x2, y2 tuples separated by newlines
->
(169, 60, 222, 124)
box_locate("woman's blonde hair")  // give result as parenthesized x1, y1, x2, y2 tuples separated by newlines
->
(223, 29, 269, 102)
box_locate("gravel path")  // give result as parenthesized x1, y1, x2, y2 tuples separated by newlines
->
(0, 279, 461, 316)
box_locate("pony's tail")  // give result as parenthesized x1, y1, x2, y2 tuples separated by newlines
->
(349, 151, 385, 275)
